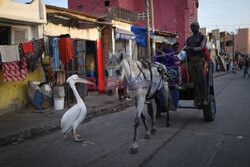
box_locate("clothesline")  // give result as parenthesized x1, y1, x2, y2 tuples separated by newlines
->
(0, 38, 45, 82)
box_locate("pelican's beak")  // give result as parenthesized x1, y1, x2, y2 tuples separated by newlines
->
(76, 77, 95, 85)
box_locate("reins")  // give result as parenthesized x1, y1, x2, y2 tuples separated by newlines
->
(153, 47, 185, 58)
(124, 60, 146, 87)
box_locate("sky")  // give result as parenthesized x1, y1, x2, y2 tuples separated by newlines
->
(13, 0, 250, 32)
(13, 0, 68, 8)
(198, 0, 250, 32)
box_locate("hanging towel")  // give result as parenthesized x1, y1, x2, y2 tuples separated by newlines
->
(52, 38, 60, 71)
(22, 41, 34, 53)
(0, 45, 20, 63)
(58, 37, 74, 66)
(2, 57, 27, 82)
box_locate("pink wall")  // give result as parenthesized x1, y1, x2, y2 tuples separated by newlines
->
(235, 28, 250, 55)
(68, 0, 199, 47)
(225, 28, 250, 56)
(68, 0, 119, 14)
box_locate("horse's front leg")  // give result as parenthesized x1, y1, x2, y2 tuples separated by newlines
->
(131, 97, 144, 154)
(150, 98, 157, 134)
(161, 87, 171, 127)
(141, 113, 150, 139)
(131, 115, 139, 154)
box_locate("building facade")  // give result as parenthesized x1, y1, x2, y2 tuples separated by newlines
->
(0, 0, 46, 110)
(68, 0, 199, 47)
(223, 28, 250, 60)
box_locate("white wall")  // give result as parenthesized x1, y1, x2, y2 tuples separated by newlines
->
(43, 22, 99, 41)
(0, 0, 46, 24)
(111, 20, 133, 58)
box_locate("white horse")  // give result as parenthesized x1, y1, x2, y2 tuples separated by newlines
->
(105, 51, 172, 154)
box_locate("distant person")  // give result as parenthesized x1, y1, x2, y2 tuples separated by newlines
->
(243, 57, 249, 77)
(230, 60, 233, 72)
(226, 60, 229, 71)
(217, 64, 220, 72)
(118, 81, 131, 101)
(233, 60, 237, 73)
(185, 21, 208, 106)
(239, 61, 243, 70)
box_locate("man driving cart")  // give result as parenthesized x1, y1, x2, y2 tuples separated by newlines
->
(185, 21, 208, 106)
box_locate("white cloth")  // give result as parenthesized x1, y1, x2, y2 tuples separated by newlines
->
(177, 51, 186, 61)
(0, 45, 20, 62)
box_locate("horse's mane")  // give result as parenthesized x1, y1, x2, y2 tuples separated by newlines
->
(122, 56, 143, 68)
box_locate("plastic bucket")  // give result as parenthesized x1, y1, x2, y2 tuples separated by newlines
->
(53, 86, 65, 98)
(54, 97, 64, 110)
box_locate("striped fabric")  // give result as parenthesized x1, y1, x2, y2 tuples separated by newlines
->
(2, 57, 27, 82)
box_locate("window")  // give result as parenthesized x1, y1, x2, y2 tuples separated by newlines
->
(77, 5, 83, 11)
(226, 40, 233, 47)
(190, 15, 193, 23)
(194, 14, 197, 22)
(12, 28, 27, 44)
(104, 1, 110, 7)
(0, 27, 10, 45)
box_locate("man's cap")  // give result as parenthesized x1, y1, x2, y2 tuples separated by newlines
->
(190, 21, 200, 28)
(162, 39, 170, 44)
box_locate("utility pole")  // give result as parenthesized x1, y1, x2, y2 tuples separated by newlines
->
(150, 0, 155, 61)
(232, 32, 235, 66)
(145, 0, 151, 60)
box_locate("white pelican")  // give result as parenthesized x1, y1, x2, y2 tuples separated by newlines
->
(61, 74, 94, 142)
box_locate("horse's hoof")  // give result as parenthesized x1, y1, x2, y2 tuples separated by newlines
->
(151, 129, 156, 134)
(130, 147, 138, 154)
(75, 138, 84, 142)
(144, 134, 150, 139)
(166, 122, 171, 127)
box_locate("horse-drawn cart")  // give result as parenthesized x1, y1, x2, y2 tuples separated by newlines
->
(148, 60, 216, 121)
(106, 50, 216, 154)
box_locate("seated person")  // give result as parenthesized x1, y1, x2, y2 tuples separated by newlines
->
(172, 42, 186, 65)
(154, 39, 175, 67)
(118, 81, 131, 101)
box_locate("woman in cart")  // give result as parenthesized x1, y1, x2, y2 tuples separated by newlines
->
(154, 39, 175, 67)
(154, 40, 181, 110)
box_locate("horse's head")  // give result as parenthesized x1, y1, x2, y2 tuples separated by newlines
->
(105, 50, 126, 95)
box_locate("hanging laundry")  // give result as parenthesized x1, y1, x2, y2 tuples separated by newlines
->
(58, 37, 74, 66)
(2, 57, 27, 82)
(25, 38, 44, 60)
(52, 38, 60, 71)
(22, 41, 34, 54)
(0, 45, 20, 63)
(18, 43, 25, 69)
(19, 39, 45, 72)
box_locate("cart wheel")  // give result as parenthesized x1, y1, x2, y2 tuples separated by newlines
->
(203, 95, 216, 121)
(147, 98, 162, 118)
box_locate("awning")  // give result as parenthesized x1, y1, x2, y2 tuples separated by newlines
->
(131, 26, 153, 46)
(115, 28, 136, 40)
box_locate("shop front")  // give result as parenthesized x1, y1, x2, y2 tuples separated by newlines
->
(44, 5, 112, 106)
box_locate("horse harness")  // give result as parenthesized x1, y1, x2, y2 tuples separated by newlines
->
(125, 59, 163, 101)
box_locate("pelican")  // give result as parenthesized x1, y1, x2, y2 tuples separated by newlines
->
(61, 74, 94, 142)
